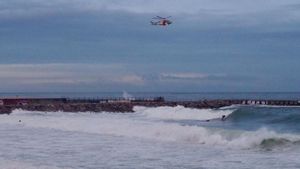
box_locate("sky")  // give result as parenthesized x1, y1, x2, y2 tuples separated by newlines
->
(0, 0, 300, 92)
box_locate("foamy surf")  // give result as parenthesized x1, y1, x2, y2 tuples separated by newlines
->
(2, 108, 300, 149)
(0, 159, 69, 169)
(134, 106, 234, 121)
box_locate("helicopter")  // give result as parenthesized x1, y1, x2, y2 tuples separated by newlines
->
(151, 16, 172, 26)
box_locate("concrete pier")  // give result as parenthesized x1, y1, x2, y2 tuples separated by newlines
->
(0, 97, 300, 114)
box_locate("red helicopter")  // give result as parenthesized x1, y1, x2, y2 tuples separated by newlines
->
(151, 16, 172, 26)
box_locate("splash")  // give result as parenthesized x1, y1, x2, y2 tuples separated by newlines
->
(122, 91, 133, 100)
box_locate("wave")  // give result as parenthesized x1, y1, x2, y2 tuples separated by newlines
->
(248, 105, 300, 108)
(226, 106, 300, 124)
(2, 109, 300, 150)
(259, 138, 300, 150)
(134, 106, 234, 121)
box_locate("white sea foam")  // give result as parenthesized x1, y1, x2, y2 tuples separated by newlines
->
(1, 108, 300, 149)
(0, 159, 68, 169)
(134, 106, 233, 121)
(218, 104, 241, 110)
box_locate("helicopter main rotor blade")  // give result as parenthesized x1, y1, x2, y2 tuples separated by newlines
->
(152, 16, 172, 19)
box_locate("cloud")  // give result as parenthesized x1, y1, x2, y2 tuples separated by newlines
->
(0, 64, 145, 88)
(157, 72, 259, 88)
(116, 75, 145, 85)
(0, 1, 300, 92)
(1, 0, 299, 39)
(159, 72, 226, 80)
(1, 0, 300, 19)
(0, 64, 287, 92)
(0, 64, 251, 91)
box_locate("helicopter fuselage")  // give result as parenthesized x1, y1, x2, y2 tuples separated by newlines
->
(151, 19, 172, 26)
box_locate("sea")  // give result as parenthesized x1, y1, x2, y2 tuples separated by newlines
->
(0, 92, 300, 169)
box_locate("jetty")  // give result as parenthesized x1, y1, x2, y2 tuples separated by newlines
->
(0, 97, 300, 114)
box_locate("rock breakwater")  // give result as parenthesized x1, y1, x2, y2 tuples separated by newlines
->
(0, 98, 299, 114)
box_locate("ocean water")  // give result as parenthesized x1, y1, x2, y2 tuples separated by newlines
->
(1, 105, 300, 169)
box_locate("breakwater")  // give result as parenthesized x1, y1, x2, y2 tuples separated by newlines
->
(0, 97, 300, 114)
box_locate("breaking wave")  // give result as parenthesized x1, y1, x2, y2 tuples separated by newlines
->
(226, 106, 300, 126)
(1, 106, 300, 150)
(134, 106, 233, 121)
(259, 138, 300, 150)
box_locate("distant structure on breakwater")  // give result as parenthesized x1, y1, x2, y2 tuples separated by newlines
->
(0, 97, 300, 114)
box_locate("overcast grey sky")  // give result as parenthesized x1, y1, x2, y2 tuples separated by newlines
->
(0, 0, 300, 92)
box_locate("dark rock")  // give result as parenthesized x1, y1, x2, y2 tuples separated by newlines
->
(0, 106, 12, 114)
